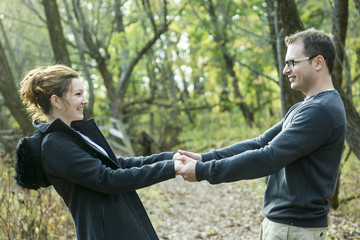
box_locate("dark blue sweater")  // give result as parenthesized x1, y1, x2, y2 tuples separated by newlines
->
(196, 90, 346, 227)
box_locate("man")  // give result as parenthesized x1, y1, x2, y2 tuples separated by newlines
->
(175, 28, 346, 239)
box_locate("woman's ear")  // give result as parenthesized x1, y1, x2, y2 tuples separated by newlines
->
(50, 95, 61, 110)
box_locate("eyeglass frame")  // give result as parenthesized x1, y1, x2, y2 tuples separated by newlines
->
(285, 55, 318, 68)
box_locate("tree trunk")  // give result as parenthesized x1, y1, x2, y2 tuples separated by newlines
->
(42, 0, 71, 66)
(72, 0, 117, 106)
(329, 171, 341, 209)
(339, 90, 360, 160)
(266, 0, 304, 113)
(332, 0, 348, 87)
(223, 53, 254, 125)
(116, 26, 169, 103)
(73, 0, 170, 120)
(331, 0, 360, 160)
(203, 0, 254, 126)
(354, 0, 360, 14)
(62, 0, 94, 117)
(0, 19, 21, 80)
(0, 40, 33, 135)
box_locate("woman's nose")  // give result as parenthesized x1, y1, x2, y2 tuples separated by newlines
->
(82, 97, 89, 104)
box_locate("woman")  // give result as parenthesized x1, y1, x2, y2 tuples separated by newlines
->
(15, 64, 182, 239)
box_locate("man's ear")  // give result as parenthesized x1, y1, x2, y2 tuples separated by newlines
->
(314, 55, 326, 71)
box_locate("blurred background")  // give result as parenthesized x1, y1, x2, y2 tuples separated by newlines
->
(0, 0, 359, 239)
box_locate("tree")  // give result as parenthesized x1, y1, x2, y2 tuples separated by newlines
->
(266, 0, 304, 114)
(72, 0, 173, 121)
(330, 0, 360, 209)
(331, 0, 360, 161)
(266, 0, 360, 161)
(267, 0, 360, 208)
(354, 0, 360, 14)
(42, 0, 71, 66)
(0, 39, 33, 135)
(199, 0, 255, 126)
(62, 0, 95, 117)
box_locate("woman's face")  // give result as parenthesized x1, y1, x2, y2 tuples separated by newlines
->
(57, 78, 88, 126)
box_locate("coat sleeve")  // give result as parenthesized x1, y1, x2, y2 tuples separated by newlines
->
(41, 133, 175, 194)
(119, 152, 175, 169)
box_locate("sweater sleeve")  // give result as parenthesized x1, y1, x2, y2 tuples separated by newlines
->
(196, 105, 334, 184)
(201, 120, 283, 162)
(42, 133, 175, 194)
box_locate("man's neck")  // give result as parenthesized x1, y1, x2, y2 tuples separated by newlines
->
(305, 75, 334, 98)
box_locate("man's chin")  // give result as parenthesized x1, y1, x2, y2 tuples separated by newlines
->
(290, 83, 298, 90)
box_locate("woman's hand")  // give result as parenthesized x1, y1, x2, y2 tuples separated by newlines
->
(176, 149, 202, 162)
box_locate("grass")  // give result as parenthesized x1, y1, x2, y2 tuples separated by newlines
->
(177, 109, 276, 153)
(0, 156, 75, 240)
(338, 152, 360, 219)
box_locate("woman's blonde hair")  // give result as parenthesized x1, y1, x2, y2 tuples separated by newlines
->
(20, 65, 78, 121)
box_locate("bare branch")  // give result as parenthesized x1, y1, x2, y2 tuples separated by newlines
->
(72, 0, 116, 101)
(0, 13, 45, 28)
(63, 0, 95, 116)
(235, 60, 278, 84)
(0, 40, 33, 135)
(116, 0, 189, 100)
(0, 19, 20, 73)
(142, 0, 157, 32)
(204, 0, 273, 43)
(116, 24, 168, 99)
(21, 0, 46, 23)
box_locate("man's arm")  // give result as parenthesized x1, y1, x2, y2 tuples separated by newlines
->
(180, 105, 334, 184)
(201, 120, 283, 162)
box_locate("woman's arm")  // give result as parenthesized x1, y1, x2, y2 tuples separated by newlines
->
(42, 133, 175, 194)
(119, 152, 175, 169)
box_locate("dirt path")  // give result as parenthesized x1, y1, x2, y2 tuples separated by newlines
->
(141, 177, 360, 240)
(141, 177, 264, 240)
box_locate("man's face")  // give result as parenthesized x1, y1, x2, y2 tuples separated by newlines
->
(283, 40, 315, 96)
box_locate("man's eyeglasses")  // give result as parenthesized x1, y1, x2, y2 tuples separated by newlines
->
(285, 55, 317, 68)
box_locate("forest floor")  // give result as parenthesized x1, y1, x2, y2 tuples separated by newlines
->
(139, 177, 360, 240)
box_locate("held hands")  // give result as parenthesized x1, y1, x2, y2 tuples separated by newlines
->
(173, 150, 202, 162)
(173, 150, 202, 182)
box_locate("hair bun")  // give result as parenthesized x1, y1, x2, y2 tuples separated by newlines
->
(19, 64, 79, 120)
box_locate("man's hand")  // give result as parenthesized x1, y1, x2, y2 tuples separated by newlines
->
(176, 155, 197, 182)
(174, 159, 185, 173)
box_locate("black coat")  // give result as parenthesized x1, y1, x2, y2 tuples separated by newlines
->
(22, 118, 175, 239)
